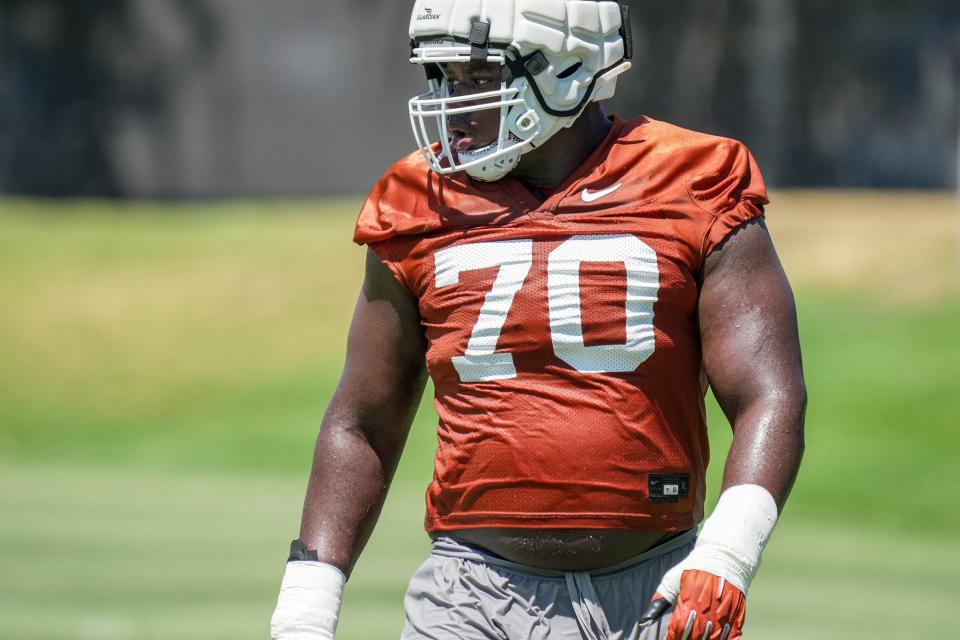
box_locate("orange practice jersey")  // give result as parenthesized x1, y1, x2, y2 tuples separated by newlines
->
(354, 116, 768, 532)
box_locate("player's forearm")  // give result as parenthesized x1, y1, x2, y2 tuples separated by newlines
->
(297, 390, 421, 576)
(720, 388, 806, 510)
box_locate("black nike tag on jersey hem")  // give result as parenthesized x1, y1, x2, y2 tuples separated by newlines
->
(648, 473, 690, 503)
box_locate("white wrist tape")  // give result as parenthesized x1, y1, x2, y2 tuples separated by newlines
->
(658, 484, 778, 601)
(271, 561, 346, 640)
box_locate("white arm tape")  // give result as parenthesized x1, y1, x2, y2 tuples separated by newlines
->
(271, 561, 346, 640)
(658, 484, 779, 600)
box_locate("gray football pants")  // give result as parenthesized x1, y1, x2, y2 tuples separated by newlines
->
(401, 529, 695, 640)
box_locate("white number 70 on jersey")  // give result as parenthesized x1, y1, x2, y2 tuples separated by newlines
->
(434, 234, 660, 383)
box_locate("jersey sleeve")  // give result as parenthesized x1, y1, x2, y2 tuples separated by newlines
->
(689, 139, 769, 265)
(353, 152, 441, 296)
(353, 153, 442, 246)
(354, 179, 415, 295)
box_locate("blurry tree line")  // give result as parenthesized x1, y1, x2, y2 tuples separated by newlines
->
(0, 0, 957, 197)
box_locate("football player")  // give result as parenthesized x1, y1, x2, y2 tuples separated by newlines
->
(271, 1, 805, 639)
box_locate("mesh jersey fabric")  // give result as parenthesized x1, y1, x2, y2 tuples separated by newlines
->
(354, 115, 769, 532)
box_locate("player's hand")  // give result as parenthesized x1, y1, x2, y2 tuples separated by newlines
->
(639, 568, 745, 640)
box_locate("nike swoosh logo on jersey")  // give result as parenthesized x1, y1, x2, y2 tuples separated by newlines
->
(581, 183, 623, 203)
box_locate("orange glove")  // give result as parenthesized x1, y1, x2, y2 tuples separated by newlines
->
(640, 570, 746, 640)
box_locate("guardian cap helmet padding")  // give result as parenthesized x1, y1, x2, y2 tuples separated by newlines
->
(408, 0, 633, 181)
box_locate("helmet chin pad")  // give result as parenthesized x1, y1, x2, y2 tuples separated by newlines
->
(460, 137, 524, 182)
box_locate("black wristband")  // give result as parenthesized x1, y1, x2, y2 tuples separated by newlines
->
(288, 538, 319, 562)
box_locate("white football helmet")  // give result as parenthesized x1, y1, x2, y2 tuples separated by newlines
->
(408, 0, 633, 182)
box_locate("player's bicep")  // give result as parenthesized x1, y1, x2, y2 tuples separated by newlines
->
(698, 220, 805, 423)
(328, 249, 427, 447)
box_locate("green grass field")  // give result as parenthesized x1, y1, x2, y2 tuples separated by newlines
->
(1, 193, 958, 639)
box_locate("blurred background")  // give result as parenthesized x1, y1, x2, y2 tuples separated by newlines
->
(1, 0, 958, 196)
(0, 1, 958, 639)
